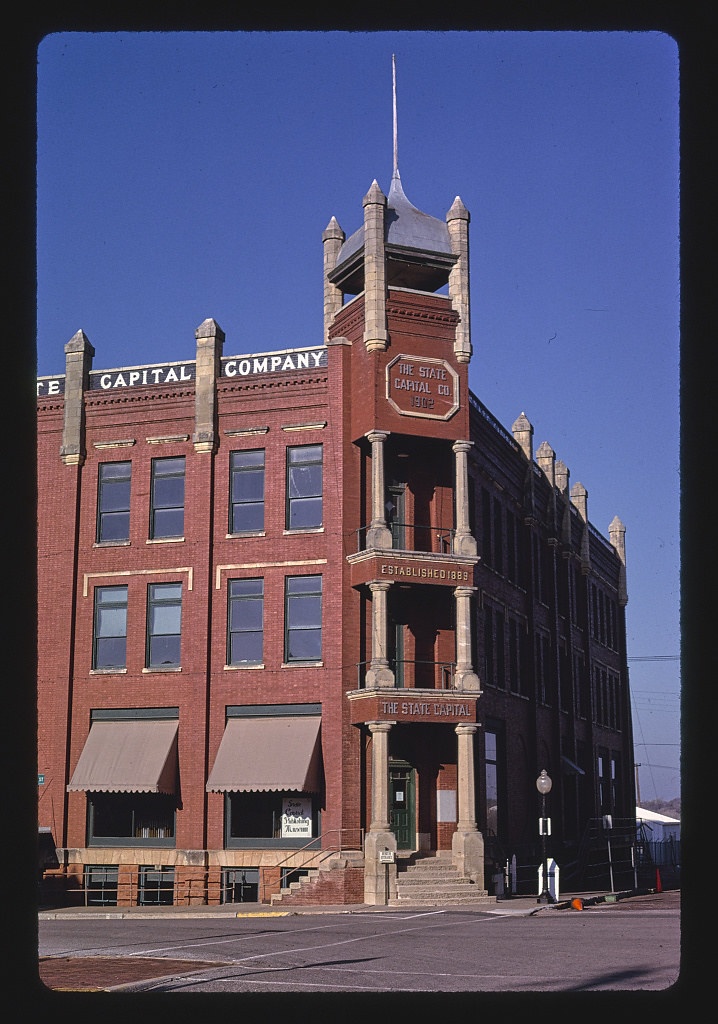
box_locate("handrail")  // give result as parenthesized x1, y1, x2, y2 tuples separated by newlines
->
(355, 522, 456, 554)
(356, 659, 456, 690)
(260, 827, 365, 904)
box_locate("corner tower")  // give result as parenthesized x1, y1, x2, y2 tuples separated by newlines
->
(327, 59, 484, 904)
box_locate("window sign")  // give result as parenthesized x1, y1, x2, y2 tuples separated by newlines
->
(281, 797, 312, 839)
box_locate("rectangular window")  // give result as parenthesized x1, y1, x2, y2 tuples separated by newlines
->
(493, 499, 504, 575)
(84, 865, 119, 906)
(146, 582, 182, 668)
(230, 450, 265, 533)
(536, 631, 551, 704)
(484, 729, 498, 835)
(226, 792, 320, 845)
(88, 793, 176, 845)
(97, 461, 131, 542)
(285, 575, 322, 661)
(221, 867, 259, 904)
(483, 605, 494, 685)
(286, 445, 323, 529)
(483, 722, 506, 849)
(150, 457, 185, 539)
(481, 487, 492, 566)
(93, 585, 128, 669)
(506, 512, 516, 583)
(495, 609, 505, 689)
(138, 866, 175, 905)
(228, 578, 264, 665)
(508, 617, 521, 694)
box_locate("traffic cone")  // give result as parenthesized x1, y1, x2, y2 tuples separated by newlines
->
(655, 868, 662, 893)
(570, 898, 584, 911)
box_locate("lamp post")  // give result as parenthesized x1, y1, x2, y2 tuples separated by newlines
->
(536, 769, 555, 904)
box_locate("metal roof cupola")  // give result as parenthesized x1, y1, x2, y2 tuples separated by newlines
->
(324, 56, 472, 363)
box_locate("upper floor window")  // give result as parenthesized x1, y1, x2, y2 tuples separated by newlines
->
(97, 462, 131, 542)
(150, 457, 185, 539)
(146, 582, 182, 668)
(228, 578, 264, 665)
(285, 575, 322, 662)
(230, 450, 265, 533)
(286, 445, 323, 530)
(93, 585, 128, 669)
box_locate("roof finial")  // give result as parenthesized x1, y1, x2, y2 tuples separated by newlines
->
(392, 54, 399, 180)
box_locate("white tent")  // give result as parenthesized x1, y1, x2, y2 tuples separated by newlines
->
(636, 806, 680, 842)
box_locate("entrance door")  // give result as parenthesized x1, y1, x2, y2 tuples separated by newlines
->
(386, 483, 405, 549)
(389, 762, 415, 850)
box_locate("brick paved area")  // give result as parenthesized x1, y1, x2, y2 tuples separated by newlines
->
(39, 956, 227, 991)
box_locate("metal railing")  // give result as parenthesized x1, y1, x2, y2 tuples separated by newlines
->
(356, 521, 455, 555)
(259, 827, 365, 904)
(356, 659, 455, 690)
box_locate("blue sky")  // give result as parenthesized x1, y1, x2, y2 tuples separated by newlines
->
(36, 30, 681, 802)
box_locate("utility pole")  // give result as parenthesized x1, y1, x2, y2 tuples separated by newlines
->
(634, 762, 641, 805)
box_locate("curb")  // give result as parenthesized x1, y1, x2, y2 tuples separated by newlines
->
(544, 887, 660, 912)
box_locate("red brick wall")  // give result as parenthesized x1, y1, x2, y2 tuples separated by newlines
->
(269, 867, 365, 906)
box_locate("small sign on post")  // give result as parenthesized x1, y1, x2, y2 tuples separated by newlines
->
(379, 849, 395, 864)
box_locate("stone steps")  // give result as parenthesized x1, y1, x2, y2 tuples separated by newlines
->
(390, 854, 495, 907)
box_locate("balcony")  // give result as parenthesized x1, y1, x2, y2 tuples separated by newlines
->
(356, 521, 455, 555)
(356, 659, 456, 691)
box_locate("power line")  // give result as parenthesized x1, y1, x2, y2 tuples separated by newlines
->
(633, 742, 679, 747)
(628, 655, 679, 662)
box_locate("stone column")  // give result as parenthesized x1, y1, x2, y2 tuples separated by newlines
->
(364, 721, 397, 904)
(452, 723, 485, 887)
(322, 216, 345, 344)
(365, 430, 393, 549)
(447, 196, 471, 364)
(512, 412, 534, 463)
(193, 318, 224, 454)
(609, 515, 628, 607)
(362, 180, 388, 352)
(571, 482, 591, 573)
(452, 440, 477, 556)
(364, 580, 395, 688)
(556, 459, 572, 546)
(453, 585, 480, 691)
(536, 441, 558, 539)
(60, 330, 94, 465)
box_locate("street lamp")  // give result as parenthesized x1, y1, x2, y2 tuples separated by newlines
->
(536, 769, 555, 904)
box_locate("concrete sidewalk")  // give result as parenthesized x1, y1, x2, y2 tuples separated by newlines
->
(39, 887, 668, 920)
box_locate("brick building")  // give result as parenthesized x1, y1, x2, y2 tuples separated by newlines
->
(37, 158, 635, 907)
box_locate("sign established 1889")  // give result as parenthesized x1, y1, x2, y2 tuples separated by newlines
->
(385, 354, 459, 420)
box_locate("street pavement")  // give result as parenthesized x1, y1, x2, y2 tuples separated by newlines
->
(36, 886, 680, 992)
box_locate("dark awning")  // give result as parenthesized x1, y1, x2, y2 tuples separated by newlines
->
(67, 719, 178, 794)
(206, 716, 321, 793)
